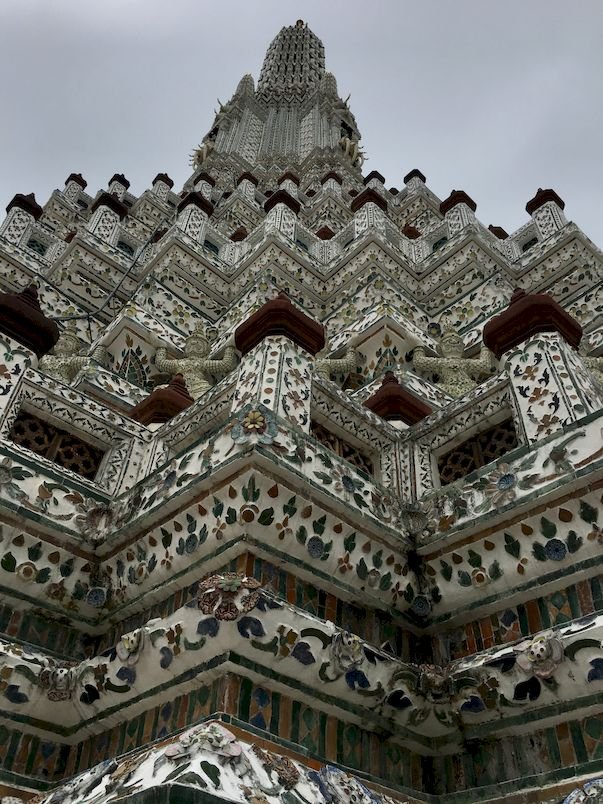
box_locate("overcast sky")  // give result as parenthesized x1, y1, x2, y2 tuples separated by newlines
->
(1, 0, 602, 244)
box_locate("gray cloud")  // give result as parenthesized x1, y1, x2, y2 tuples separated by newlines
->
(1, 0, 602, 244)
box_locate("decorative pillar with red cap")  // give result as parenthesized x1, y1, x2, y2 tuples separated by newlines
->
(108, 173, 130, 200)
(88, 192, 128, 244)
(525, 188, 567, 239)
(151, 173, 174, 202)
(232, 292, 325, 432)
(236, 172, 259, 202)
(403, 168, 427, 194)
(193, 171, 215, 201)
(277, 171, 300, 199)
(63, 173, 87, 204)
(363, 372, 432, 429)
(439, 189, 477, 236)
(0, 193, 43, 245)
(482, 289, 602, 442)
(0, 285, 60, 412)
(175, 192, 214, 243)
(363, 170, 386, 193)
(350, 187, 388, 238)
(263, 189, 300, 240)
(320, 171, 342, 195)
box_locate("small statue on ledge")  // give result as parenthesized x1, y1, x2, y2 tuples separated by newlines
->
(155, 323, 238, 400)
(413, 326, 491, 398)
(38, 326, 107, 384)
(314, 334, 358, 383)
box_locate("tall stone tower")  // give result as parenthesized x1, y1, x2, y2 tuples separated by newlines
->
(0, 20, 602, 804)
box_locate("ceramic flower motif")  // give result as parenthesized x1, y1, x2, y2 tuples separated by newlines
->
(197, 573, 262, 621)
(231, 403, 278, 445)
(514, 633, 564, 679)
(483, 464, 517, 506)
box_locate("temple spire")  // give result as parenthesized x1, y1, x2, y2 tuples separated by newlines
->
(191, 21, 363, 173)
(257, 20, 325, 101)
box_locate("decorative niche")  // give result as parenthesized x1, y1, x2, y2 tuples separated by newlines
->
(8, 408, 106, 481)
(310, 419, 374, 478)
(437, 417, 518, 486)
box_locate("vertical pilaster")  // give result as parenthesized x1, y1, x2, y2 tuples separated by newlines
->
(232, 336, 312, 431)
(320, 171, 343, 195)
(505, 333, 602, 442)
(403, 168, 427, 195)
(63, 173, 87, 205)
(236, 173, 259, 202)
(151, 173, 174, 202)
(193, 171, 216, 201)
(88, 193, 128, 244)
(175, 193, 213, 243)
(439, 190, 477, 236)
(263, 190, 300, 240)
(0, 285, 59, 415)
(277, 171, 300, 198)
(483, 290, 590, 443)
(525, 188, 567, 239)
(108, 173, 130, 200)
(0, 194, 43, 245)
(233, 293, 325, 432)
(350, 188, 388, 239)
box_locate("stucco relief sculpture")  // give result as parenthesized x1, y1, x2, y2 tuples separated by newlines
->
(514, 632, 564, 679)
(314, 335, 358, 382)
(191, 139, 215, 169)
(154, 324, 238, 400)
(580, 341, 603, 388)
(413, 327, 492, 397)
(339, 135, 364, 167)
(38, 327, 107, 383)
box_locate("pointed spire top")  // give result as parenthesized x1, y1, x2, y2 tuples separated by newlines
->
(257, 21, 325, 101)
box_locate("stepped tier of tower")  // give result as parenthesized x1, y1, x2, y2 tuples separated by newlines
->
(0, 20, 601, 804)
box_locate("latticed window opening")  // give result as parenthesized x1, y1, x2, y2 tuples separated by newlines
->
(27, 238, 48, 256)
(310, 419, 374, 478)
(8, 409, 105, 480)
(522, 237, 538, 253)
(204, 239, 220, 255)
(116, 240, 135, 256)
(437, 417, 518, 486)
